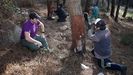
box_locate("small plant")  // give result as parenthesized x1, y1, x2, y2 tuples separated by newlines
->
(2, 0, 16, 12)
(120, 33, 133, 47)
(0, 0, 17, 18)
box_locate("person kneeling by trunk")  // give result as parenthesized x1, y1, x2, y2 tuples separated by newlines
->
(20, 12, 50, 52)
(55, 4, 68, 22)
(88, 18, 127, 75)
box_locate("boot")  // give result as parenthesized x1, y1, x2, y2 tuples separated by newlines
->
(120, 65, 127, 75)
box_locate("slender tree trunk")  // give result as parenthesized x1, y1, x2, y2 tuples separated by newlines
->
(63, 0, 66, 6)
(110, 0, 115, 17)
(47, 0, 53, 20)
(84, 0, 90, 13)
(57, 0, 59, 8)
(107, 0, 110, 12)
(95, 0, 99, 6)
(66, 0, 86, 52)
(102, 0, 104, 7)
(81, 0, 86, 12)
(115, 0, 122, 22)
(122, 0, 129, 17)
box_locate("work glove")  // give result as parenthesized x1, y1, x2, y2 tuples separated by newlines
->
(34, 41, 42, 48)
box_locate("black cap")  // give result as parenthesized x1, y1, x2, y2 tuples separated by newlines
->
(29, 12, 40, 19)
(96, 20, 106, 30)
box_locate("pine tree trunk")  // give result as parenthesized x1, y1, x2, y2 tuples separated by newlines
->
(63, 0, 66, 6)
(110, 0, 115, 17)
(66, 0, 86, 51)
(95, 0, 99, 6)
(81, 0, 86, 11)
(115, 0, 121, 22)
(107, 0, 110, 12)
(57, 0, 59, 8)
(84, 0, 90, 13)
(47, 0, 53, 20)
(122, 0, 129, 17)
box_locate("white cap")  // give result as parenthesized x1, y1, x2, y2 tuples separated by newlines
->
(95, 18, 101, 25)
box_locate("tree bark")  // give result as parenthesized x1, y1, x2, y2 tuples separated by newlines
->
(110, 0, 115, 17)
(107, 0, 110, 12)
(115, 0, 122, 22)
(95, 0, 99, 6)
(63, 0, 66, 6)
(84, 0, 90, 13)
(81, 0, 86, 12)
(47, 0, 54, 20)
(57, 0, 59, 8)
(66, 0, 86, 51)
(122, 0, 129, 17)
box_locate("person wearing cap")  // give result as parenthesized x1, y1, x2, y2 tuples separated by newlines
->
(20, 12, 50, 52)
(88, 18, 127, 75)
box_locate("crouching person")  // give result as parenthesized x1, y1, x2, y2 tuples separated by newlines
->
(20, 12, 50, 52)
(55, 4, 68, 22)
(88, 18, 127, 75)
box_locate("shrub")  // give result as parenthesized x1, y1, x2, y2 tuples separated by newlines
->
(0, 0, 16, 19)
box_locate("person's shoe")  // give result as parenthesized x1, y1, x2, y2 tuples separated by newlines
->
(47, 17, 55, 20)
(74, 49, 83, 57)
(38, 48, 48, 54)
(57, 19, 66, 22)
(121, 65, 127, 75)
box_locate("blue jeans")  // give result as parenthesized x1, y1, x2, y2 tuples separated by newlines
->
(20, 35, 49, 51)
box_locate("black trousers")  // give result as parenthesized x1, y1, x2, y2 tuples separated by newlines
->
(91, 50, 127, 75)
